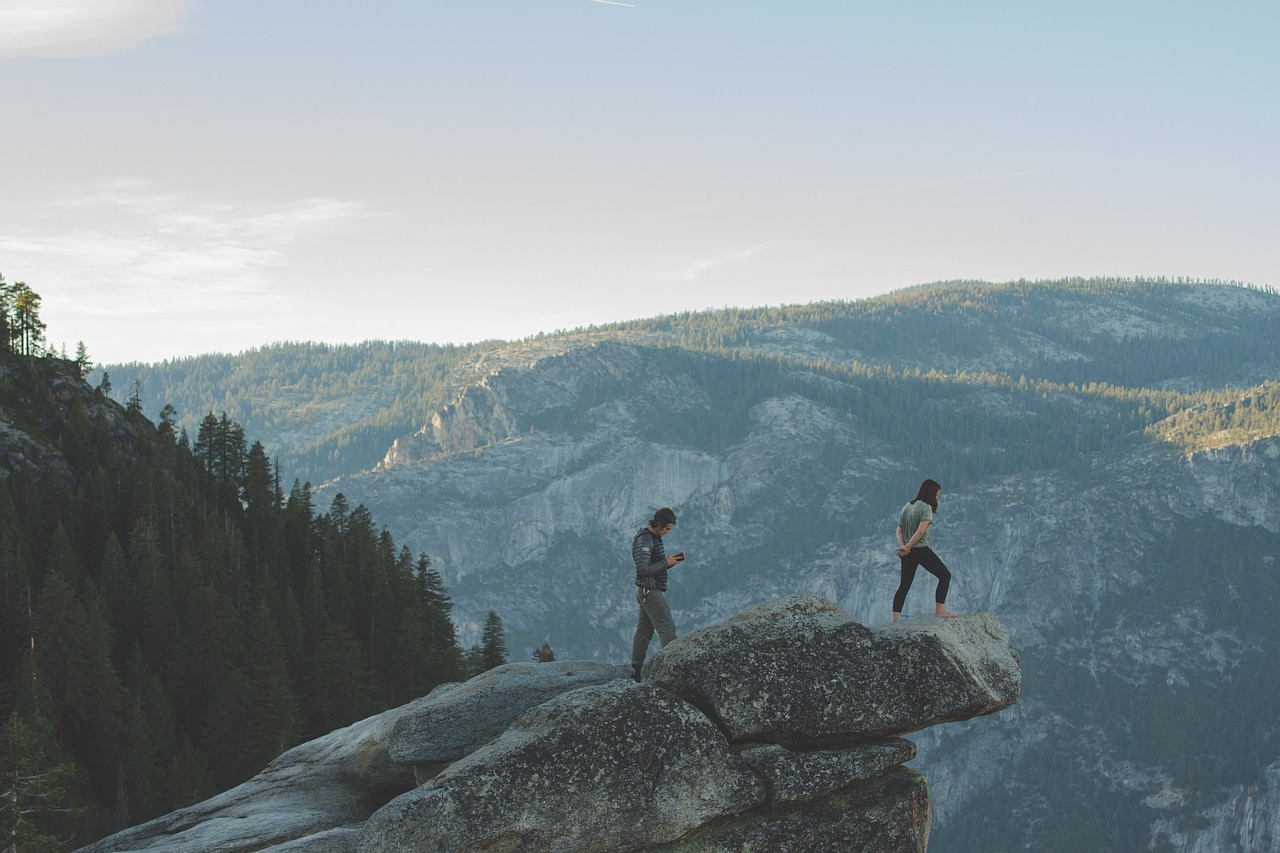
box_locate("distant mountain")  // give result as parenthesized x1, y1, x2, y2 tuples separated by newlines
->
(101, 278, 1279, 488)
(95, 340, 483, 486)
(103, 278, 1280, 850)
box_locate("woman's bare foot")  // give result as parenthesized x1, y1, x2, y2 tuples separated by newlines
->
(892, 612, 901, 622)
(935, 608, 958, 619)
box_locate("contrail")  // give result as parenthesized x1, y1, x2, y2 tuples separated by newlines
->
(588, 0, 636, 6)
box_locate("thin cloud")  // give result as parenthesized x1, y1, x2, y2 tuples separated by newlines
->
(673, 241, 774, 281)
(0, 0, 198, 59)
(53, 181, 373, 243)
(0, 183, 375, 358)
(588, 0, 637, 7)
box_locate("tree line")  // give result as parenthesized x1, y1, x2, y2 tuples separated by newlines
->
(1, 341, 509, 848)
(97, 339, 479, 487)
(96, 277, 1280, 493)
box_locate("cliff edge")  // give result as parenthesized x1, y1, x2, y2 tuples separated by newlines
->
(78, 597, 1020, 853)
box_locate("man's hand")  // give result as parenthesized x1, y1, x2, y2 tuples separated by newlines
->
(667, 551, 685, 567)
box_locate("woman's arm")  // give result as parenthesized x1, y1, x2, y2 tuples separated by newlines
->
(898, 520, 930, 553)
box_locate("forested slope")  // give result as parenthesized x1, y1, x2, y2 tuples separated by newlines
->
(0, 348, 476, 847)
(98, 341, 480, 486)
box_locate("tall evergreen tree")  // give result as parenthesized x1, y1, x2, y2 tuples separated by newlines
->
(73, 342, 92, 378)
(0, 711, 81, 852)
(480, 611, 507, 672)
(418, 561, 464, 684)
(0, 273, 13, 354)
(9, 282, 46, 358)
(238, 605, 301, 776)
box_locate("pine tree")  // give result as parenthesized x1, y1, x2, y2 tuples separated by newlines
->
(239, 605, 301, 776)
(73, 342, 92, 378)
(0, 273, 12, 354)
(418, 561, 462, 675)
(31, 571, 91, 750)
(9, 282, 46, 358)
(306, 622, 372, 738)
(0, 711, 81, 851)
(480, 611, 507, 672)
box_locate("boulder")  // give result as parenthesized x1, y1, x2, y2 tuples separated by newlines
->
(80, 600, 1020, 853)
(644, 596, 1020, 745)
(738, 737, 916, 805)
(75, 706, 414, 853)
(359, 682, 765, 853)
(646, 765, 931, 853)
(387, 660, 628, 779)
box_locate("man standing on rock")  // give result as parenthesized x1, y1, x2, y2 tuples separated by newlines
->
(631, 507, 685, 681)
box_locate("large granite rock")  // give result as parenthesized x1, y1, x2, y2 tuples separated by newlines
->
(644, 596, 1020, 745)
(738, 737, 916, 805)
(79, 600, 1020, 853)
(76, 706, 414, 853)
(361, 681, 764, 853)
(646, 765, 931, 853)
(388, 659, 627, 779)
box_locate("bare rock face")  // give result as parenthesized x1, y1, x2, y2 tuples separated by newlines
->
(78, 601, 1019, 853)
(738, 737, 917, 806)
(643, 596, 1020, 746)
(75, 706, 415, 853)
(387, 660, 628, 778)
(360, 682, 765, 853)
(645, 765, 931, 853)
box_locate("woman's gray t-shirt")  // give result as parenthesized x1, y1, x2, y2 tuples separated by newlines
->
(898, 500, 934, 549)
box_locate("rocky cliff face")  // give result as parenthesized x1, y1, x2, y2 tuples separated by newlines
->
(0, 358, 147, 484)
(78, 599, 1019, 852)
(308, 288, 1280, 850)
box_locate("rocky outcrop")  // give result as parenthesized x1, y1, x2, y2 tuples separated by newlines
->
(363, 682, 766, 853)
(0, 359, 147, 483)
(360, 597, 1017, 853)
(645, 597, 1020, 745)
(645, 766, 931, 853)
(377, 341, 650, 470)
(387, 660, 629, 781)
(78, 599, 1017, 853)
(75, 706, 416, 853)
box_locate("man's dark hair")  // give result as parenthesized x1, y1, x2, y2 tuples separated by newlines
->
(650, 507, 677, 527)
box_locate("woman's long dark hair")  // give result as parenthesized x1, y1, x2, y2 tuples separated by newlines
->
(910, 479, 941, 513)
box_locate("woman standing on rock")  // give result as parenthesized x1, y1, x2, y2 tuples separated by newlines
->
(893, 478, 958, 621)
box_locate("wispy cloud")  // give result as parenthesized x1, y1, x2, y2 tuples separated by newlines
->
(672, 241, 774, 281)
(588, 0, 636, 7)
(0, 0, 197, 59)
(0, 181, 376, 359)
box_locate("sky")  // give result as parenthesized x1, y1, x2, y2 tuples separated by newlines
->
(2, 1, 1277, 365)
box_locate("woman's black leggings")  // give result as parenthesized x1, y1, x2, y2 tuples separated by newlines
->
(893, 547, 951, 613)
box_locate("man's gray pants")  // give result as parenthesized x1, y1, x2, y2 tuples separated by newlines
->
(631, 587, 676, 668)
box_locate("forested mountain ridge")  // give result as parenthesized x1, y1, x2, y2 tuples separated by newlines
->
(99, 277, 1280, 489)
(0, 345, 490, 848)
(97, 340, 484, 487)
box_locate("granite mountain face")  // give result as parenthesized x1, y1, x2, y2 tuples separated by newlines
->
(105, 279, 1280, 850)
